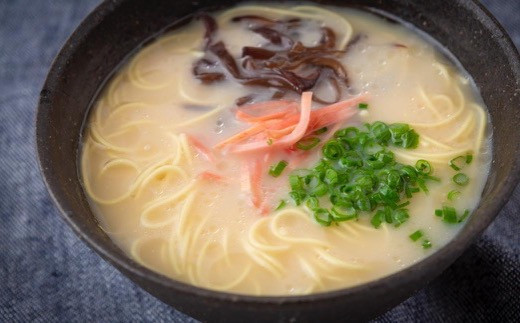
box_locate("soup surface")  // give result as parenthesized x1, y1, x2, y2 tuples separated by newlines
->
(81, 4, 491, 295)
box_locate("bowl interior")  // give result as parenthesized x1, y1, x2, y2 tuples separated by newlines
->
(36, 0, 520, 321)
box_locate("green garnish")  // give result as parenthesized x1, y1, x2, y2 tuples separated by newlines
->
(289, 174, 303, 190)
(465, 154, 473, 164)
(266, 138, 273, 145)
(289, 191, 305, 205)
(396, 201, 410, 208)
(391, 209, 410, 227)
(287, 122, 436, 227)
(416, 178, 429, 193)
(441, 205, 458, 223)
(313, 127, 328, 135)
(275, 200, 286, 210)
(358, 103, 369, 110)
(435, 206, 471, 223)
(331, 205, 357, 221)
(449, 156, 465, 171)
(453, 173, 469, 186)
(409, 230, 424, 242)
(415, 159, 432, 175)
(305, 196, 320, 210)
(422, 239, 432, 249)
(269, 160, 288, 177)
(370, 210, 384, 228)
(449, 153, 473, 171)
(314, 208, 332, 226)
(409, 230, 432, 249)
(324, 168, 338, 185)
(296, 137, 321, 150)
(426, 175, 441, 182)
(322, 140, 344, 160)
(389, 123, 419, 149)
(447, 190, 461, 201)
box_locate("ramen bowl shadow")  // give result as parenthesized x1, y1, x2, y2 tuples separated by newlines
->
(36, 0, 520, 322)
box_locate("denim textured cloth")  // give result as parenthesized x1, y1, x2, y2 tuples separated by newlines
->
(0, 0, 519, 322)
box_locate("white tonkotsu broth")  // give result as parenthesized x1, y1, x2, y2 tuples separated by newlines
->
(81, 4, 491, 295)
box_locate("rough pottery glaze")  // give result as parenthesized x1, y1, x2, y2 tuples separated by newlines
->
(36, 0, 520, 322)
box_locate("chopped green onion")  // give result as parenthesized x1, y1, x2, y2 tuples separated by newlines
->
(330, 194, 351, 208)
(389, 123, 408, 136)
(447, 190, 461, 201)
(409, 230, 424, 242)
(386, 171, 401, 188)
(425, 175, 441, 182)
(286, 121, 437, 227)
(400, 166, 418, 181)
(442, 205, 458, 223)
(376, 150, 395, 164)
(415, 159, 432, 174)
(314, 208, 332, 226)
(358, 102, 369, 110)
(289, 174, 303, 190)
(266, 138, 273, 146)
(410, 187, 420, 194)
(392, 209, 409, 227)
(322, 140, 344, 160)
(453, 173, 469, 186)
(269, 160, 288, 177)
(435, 206, 470, 224)
(389, 123, 419, 149)
(324, 168, 338, 185)
(339, 151, 363, 168)
(334, 127, 359, 139)
(310, 182, 328, 197)
(465, 154, 473, 164)
(275, 200, 286, 210)
(313, 127, 328, 135)
(365, 158, 385, 169)
(417, 178, 429, 193)
(396, 201, 410, 208)
(422, 239, 432, 249)
(384, 208, 393, 224)
(458, 209, 470, 223)
(289, 190, 306, 205)
(306, 196, 320, 210)
(355, 195, 372, 212)
(369, 122, 391, 144)
(296, 137, 321, 150)
(331, 206, 357, 221)
(404, 183, 412, 198)
(449, 155, 471, 171)
(370, 210, 385, 228)
(379, 184, 400, 204)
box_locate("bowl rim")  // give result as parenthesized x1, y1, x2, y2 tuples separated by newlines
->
(36, 0, 520, 306)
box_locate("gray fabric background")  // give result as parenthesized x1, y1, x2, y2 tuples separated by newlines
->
(0, 0, 518, 322)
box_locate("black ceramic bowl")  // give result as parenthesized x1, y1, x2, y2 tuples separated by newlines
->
(36, 0, 520, 322)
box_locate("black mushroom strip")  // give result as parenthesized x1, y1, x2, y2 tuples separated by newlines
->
(192, 13, 357, 103)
